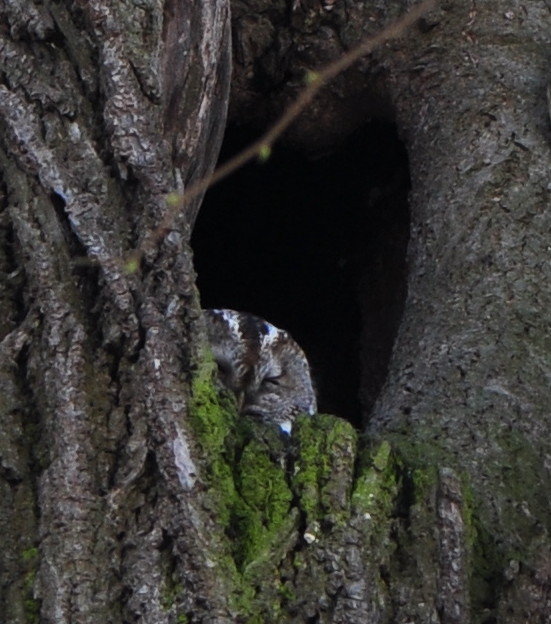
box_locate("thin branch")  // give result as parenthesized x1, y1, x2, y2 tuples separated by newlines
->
(130, 0, 437, 268)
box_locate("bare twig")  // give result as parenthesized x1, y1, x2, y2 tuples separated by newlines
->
(131, 0, 436, 268)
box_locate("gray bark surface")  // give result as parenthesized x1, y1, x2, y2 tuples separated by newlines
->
(0, 1, 231, 622)
(1, 1, 550, 623)
(370, 2, 551, 620)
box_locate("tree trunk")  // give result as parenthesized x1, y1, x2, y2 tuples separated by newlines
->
(1, 1, 550, 623)
(0, 1, 233, 622)
(369, 2, 551, 621)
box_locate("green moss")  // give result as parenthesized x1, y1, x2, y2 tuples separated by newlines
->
(21, 547, 39, 563)
(384, 427, 551, 621)
(491, 430, 551, 536)
(188, 352, 253, 614)
(352, 441, 391, 507)
(469, 512, 504, 617)
(292, 413, 358, 524)
(188, 353, 298, 618)
(189, 350, 237, 457)
(189, 350, 240, 528)
(385, 431, 449, 472)
(21, 548, 39, 624)
(409, 464, 438, 499)
(233, 433, 295, 576)
(351, 440, 400, 537)
(277, 583, 296, 602)
(161, 580, 183, 612)
(23, 598, 40, 624)
(387, 424, 550, 533)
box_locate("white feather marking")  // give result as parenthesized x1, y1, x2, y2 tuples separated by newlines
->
(261, 322, 280, 348)
(279, 420, 293, 435)
(212, 309, 241, 338)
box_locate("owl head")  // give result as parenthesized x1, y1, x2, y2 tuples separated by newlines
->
(205, 309, 317, 433)
(242, 327, 317, 433)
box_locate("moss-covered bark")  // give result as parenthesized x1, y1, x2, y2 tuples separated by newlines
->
(189, 367, 506, 623)
(227, 2, 551, 619)
(1, 0, 550, 622)
(189, 372, 390, 622)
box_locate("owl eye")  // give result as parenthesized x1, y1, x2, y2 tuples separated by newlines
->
(262, 374, 283, 387)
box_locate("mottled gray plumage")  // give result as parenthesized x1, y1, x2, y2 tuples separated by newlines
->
(204, 309, 317, 432)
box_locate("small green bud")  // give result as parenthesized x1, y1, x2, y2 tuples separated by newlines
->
(258, 144, 272, 162)
(124, 255, 140, 274)
(305, 70, 320, 85)
(166, 192, 181, 207)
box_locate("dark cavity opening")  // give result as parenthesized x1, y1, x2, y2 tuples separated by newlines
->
(192, 122, 409, 429)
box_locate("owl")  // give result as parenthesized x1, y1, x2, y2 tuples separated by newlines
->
(204, 309, 317, 433)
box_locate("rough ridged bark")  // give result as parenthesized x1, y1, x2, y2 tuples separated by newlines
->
(0, 1, 231, 622)
(1, 1, 550, 623)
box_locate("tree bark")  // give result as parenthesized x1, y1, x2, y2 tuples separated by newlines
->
(369, 2, 551, 620)
(1, 1, 550, 623)
(0, 1, 232, 622)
